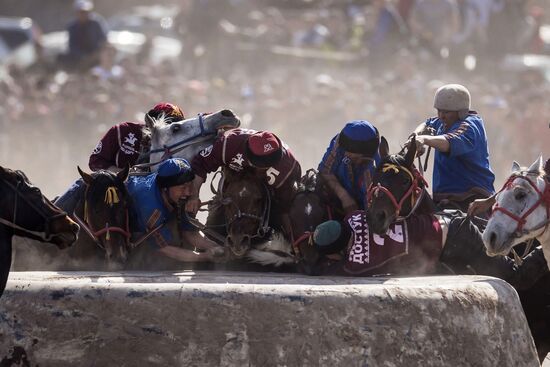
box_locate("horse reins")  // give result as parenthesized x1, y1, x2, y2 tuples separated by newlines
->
(0, 176, 67, 242)
(491, 172, 550, 239)
(72, 184, 131, 250)
(367, 163, 428, 221)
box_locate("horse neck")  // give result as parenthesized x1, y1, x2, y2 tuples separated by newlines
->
(413, 189, 437, 216)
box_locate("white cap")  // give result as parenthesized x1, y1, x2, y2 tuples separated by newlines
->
(74, 0, 94, 11)
(433, 84, 471, 113)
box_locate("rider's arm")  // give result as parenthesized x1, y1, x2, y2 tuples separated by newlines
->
(320, 173, 358, 212)
(158, 245, 215, 262)
(89, 125, 119, 171)
(181, 230, 224, 255)
(416, 135, 450, 153)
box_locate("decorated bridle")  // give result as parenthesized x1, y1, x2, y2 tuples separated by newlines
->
(0, 173, 68, 241)
(367, 162, 428, 221)
(73, 184, 131, 250)
(491, 171, 550, 239)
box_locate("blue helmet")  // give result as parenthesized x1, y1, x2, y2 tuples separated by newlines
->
(156, 158, 195, 188)
(338, 120, 379, 157)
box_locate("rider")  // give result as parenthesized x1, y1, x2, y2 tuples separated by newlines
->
(309, 210, 549, 289)
(89, 102, 185, 172)
(127, 158, 224, 268)
(186, 129, 301, 236)
(318, 120, 381, 215)
(412, 84, 495, 211)
(55, 102, 185, 214)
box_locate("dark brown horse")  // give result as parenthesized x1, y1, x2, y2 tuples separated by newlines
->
(367, 137, 436, 235)
(288, 169, 331, 274)
(66, 166, 132, 270)
(0, 166, 79, 297)
(205, 169, 294, 267)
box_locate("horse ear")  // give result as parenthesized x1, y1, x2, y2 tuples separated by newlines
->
(379, 136, 389, 159)
(78, 166, 93, 185)
(117, 164, 130, 182)
(144, 114, 155, 129)
(511, 161, 521, 173)
(404, 136, 417, 167)
(527, 156, 543, 174)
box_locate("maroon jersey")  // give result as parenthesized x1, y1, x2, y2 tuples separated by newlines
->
(89, 122, 144, 171)
(343, 211, 443, 276)
(192, 129, 301, 209)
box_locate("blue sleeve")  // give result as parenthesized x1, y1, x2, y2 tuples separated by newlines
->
(424, 117, 440, 129)
(445, 120, 480, 157)
(318, 135, 340, 175)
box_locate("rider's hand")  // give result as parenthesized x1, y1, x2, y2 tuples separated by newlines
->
(414, 136, 427, 157)
(467, 197, 496, 217)
(185, 197, 201, 216)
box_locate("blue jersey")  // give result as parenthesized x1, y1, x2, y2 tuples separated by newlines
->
(126, 174, 193, 249)
(318, 135, 380, 209)
(425, 113, 495, 195)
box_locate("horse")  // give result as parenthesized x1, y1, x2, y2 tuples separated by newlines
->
(205, 169, 295, 268)
(143, 109, 241, 170)
(65, 166, 132, 270)
(14, 167, 132, 271)
(483, 157, 550, 266)
(288, 169, 331, 274)
(0, 166, 79, 297)
(367, 136, 436, 235)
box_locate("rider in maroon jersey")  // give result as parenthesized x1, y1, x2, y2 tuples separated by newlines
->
(55, 102, 185, 214)
(88, 102, 185, 172)
(188, 128, 302, 236)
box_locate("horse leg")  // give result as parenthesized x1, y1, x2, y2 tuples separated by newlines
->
(0, 227, 12, 297)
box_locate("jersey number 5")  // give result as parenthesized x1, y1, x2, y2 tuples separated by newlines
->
(266, 167, 280, 185)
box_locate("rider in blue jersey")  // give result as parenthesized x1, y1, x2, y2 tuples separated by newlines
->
(413, 84, 495, 211)
(318, 120, 381, 214)
(127, 158, 224, 265)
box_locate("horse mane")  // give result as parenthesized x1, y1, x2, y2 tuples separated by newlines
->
(141, 113, 170, 142)
(86, 170, 127, 202)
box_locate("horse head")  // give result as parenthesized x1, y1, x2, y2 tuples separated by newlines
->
(367, 136, 431, 234)
(288, 169, 329, 272)
(76, 166, 131, 269)
(222, 170, 269, 257)
(483, 157, 550, 259)
(0, 166, 79, 249)
(146, 109, 241, 168)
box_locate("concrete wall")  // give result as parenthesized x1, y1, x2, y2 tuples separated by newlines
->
(0, 272, 540, 367)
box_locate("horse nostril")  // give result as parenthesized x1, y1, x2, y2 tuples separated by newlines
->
(71, 223, 80, 233)
(489, 231, 497, 247)
(376, 211, 386, 224)
(221, 109, 235, 117)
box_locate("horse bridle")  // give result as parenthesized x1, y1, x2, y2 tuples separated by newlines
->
(133, 113, 235, 170)
(0, 174, 67, 242)
(72, 184, 131, 251)
(491, 172, 550, 239)
(367, 163, 428, 221)
(207, 170, 272, 240)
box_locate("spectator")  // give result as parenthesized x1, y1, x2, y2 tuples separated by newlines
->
(58, 0, 108, 71)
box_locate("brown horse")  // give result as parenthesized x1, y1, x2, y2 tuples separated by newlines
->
(0, 166, 79, 297)
(205, 169, 294, 267)
(288, 169, 331, 274)
(66, 166, 132, 270)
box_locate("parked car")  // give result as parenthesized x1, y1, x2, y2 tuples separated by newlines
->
(0, 17, 42, 69)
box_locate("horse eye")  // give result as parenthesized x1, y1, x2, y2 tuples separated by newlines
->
(171, 125, 181, 133)
(515, 191, 527, 201)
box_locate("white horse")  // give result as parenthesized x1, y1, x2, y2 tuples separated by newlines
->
(144, 109, 241, 170)
(483, 157, 550, 268)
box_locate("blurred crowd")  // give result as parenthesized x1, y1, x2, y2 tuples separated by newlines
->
(0, 0, 548, 196)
